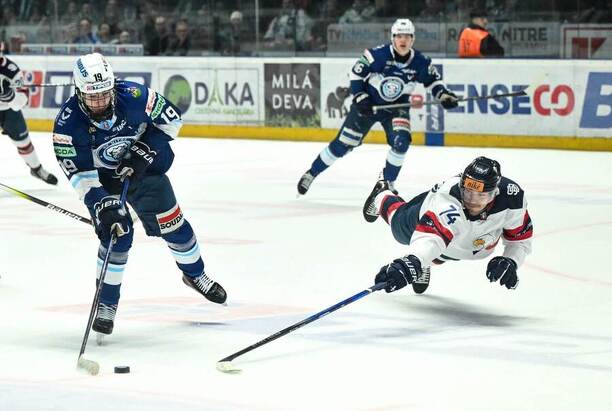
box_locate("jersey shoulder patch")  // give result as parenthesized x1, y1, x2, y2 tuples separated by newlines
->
(490, 177, 525, 213)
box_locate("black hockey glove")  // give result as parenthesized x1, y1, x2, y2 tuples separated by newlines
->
(94, 196, 130, 238)
(375, 255, 420, 293)
(486, 256, 518, 289)
(353, 92, 373, 116)
(116, 141, 156, 181)
(438, 89, 459, 109)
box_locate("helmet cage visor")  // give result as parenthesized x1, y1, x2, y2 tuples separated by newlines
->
(76, 88, 116, 122)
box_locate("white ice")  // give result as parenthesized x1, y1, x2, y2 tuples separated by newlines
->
(1, 132, 612, 411)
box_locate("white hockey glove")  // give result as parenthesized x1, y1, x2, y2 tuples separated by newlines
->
(9, 90, 28, 111)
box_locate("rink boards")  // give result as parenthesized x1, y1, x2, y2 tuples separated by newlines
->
(15, 55, 612, 151)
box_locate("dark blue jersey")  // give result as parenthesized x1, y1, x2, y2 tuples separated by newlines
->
(349, 44, 447, 106)
(52, 80, 182, 209)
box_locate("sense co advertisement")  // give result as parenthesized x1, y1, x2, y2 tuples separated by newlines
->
(433, 59, 611, 138)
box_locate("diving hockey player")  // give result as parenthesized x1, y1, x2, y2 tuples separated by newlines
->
(53, 53, 227, 336)
(297, 18, 458, 195)
(1, 56, 58, 184)
(363, 156, 532, 294)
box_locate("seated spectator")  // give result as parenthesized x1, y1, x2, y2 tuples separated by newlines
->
(417, 0, 445, 21)
(73, 18, 99, 44)
(35, 15, 53, 42)
(103, 0, 121, 35)
(97, 23, 113, 44)
(338, 0, 376, 24)
(311, 0, 343, 51)
(61, 22, 78, 43)
(112, 30, 132, 44)
(217, 11, 248, 56)
(61, 2, 79, 24)
(264, 0, 313, 51)
(146, 15, 170, 55)
(167, 20, 191, 56)
(457, 10, 505, 58)
(79, 2, 98, 24)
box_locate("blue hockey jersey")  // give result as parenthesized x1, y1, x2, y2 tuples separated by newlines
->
(349, 44, 447, 105)
(52, 80, 182, 209)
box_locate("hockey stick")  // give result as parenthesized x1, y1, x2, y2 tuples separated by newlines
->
(0, 181, 92, 225)
(77, 179, 130, 375)
(216, 282, 387, 373)
(10, 82, 73, 88)
(372, 89, 528, 113)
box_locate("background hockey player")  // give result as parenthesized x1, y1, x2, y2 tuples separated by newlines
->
(363, 156, 532, 294)
(0, 55, 58, 185)
(53, 53, 227, 336)
(297, 18, 458, 196)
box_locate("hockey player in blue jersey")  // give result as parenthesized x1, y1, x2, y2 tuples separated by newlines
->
(297, 18, 458, 195)
(53, 53, 227, 336)
(1, 56, 57, 184)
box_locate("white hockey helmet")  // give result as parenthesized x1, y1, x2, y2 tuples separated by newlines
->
(73, 53, 116, 121)
(390, 18, 415, 41)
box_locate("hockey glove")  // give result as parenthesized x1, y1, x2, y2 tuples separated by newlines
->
(437, 89, 459, 109)
(116, 141, 156, 181)
(375, 255, 420, 293)
(353, 92, 373, 116)
(94, 196, 130, 238)
(9, 90, 28, 111)
(486, 256, 518, 289)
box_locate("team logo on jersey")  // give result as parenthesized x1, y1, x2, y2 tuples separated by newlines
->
(507, 184, 520, 195)
(379, 77, 404, 101)
(156, 204, 184, 234)
(94, 136, 134, 168)
(472, 234, 498, 252)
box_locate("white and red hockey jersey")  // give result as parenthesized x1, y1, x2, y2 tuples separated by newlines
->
(406, 176, 533, 267)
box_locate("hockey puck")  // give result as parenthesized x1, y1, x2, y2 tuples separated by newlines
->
(114, 366, 130, 374)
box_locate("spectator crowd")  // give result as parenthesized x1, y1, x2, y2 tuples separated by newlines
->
(1, 0, 610, 55)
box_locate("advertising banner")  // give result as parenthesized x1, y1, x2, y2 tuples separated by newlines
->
(435, 59, 611, 137)
(7, 55, 610, 145)
(446, 22, 560, 57)
(264, 63, 320, 127)
(159, 67, 261, 124)
(327, 22, 559, 57)
(561, 24, 612, 59)
(326, 23, 444, 54)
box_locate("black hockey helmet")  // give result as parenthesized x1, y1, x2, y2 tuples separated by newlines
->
(461, 156, 501, 193)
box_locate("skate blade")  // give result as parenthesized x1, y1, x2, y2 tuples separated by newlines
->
(96, 333, 106, 346)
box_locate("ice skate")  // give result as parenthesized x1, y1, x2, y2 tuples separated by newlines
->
(92, 302, 117, 335)
(412, 266, 430, 294)
(363, 179, 396, 223)
(297, 171, 315, 196)
(30, 165, 58, 185)
(183, 272, 227, 304)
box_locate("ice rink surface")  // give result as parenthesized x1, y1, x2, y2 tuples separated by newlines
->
(1, 132, 611, 411)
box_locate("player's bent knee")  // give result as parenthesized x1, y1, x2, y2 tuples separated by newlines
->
(391, 133, 411, 153)
(329, 139, 352, 157)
